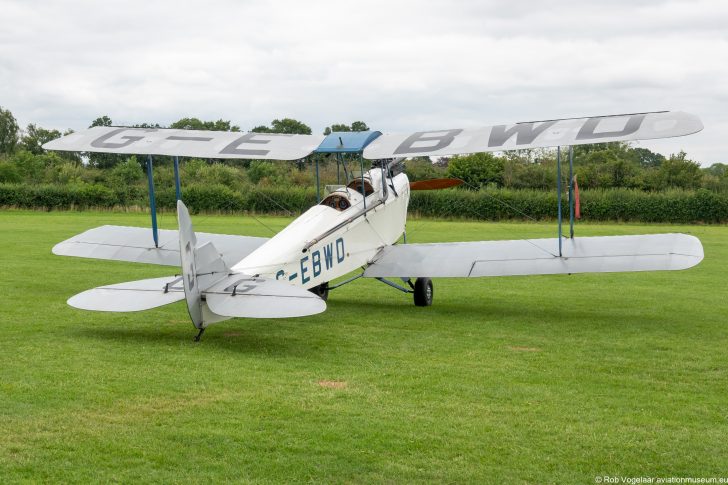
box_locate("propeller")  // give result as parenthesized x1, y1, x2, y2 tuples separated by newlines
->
(409, 178, 464, 191)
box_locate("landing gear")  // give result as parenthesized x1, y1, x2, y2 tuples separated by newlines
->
(193, 327, 205, 342)
(413, 277, 433, 307)
(309, 282, 329, 301)
(372, 276, 433, 306)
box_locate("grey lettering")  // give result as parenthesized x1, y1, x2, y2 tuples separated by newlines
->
(576, 114, 646, 141)
(184, 242, 196, 290)
(488, 121, 557, 147)
(224, 279, 257, 294)
(90, 128, 150, 149)
(393, 129, 462, 155)
(220, 133, 291, 156)
(166, 135, 214, 142)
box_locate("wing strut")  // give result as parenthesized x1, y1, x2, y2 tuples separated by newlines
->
(146, 155, 159, 248)
(557, 147, 563, 256)
(173, 156, 182, 201)
(568, 146, 575, 239)
(557, 145, 578, 253)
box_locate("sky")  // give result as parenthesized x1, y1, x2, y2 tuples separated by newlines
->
(0, 0, 726, 164)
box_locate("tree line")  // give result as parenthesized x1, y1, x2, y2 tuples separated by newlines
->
(0, 105, 726, 194)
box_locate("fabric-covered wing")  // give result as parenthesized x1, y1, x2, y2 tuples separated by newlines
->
(42, 126, 325, 160)
(53, 225, 268, 267)
(363, 111, 702, 159)
(363, 234, 703, 278)
(68, 276, 185, 312)
(203, 275, 326, 318)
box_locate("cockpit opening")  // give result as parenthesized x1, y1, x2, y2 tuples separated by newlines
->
(320, 193, 351, 211)
(347, 178, 375, 196)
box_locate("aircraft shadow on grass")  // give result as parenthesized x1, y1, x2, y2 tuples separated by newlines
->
(72, 289, 673, 354)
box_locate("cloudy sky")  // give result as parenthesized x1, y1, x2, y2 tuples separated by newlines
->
(1, 0, 726, 164)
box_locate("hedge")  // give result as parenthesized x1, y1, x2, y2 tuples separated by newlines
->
(408, 188, 728, 223)
(2, 183, 728, 223)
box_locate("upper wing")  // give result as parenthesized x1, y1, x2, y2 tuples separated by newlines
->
(42, 126, 325, 160)
(363, 234, 703, 278)
(363, 111, 702, 159)
(53, 225, 268, 267)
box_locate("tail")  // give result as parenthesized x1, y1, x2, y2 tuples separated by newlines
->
(177, 200, 230, 329)
(176, 200, 326, 330)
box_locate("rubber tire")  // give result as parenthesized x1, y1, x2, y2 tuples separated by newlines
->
(413, 277, 433, 307)
(309, 282, 329, 302)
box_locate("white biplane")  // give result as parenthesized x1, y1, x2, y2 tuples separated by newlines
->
(44, 111, 705, 340)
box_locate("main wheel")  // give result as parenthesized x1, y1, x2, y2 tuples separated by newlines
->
(413, 277, 433, 306)
(309, 282, 329, 301)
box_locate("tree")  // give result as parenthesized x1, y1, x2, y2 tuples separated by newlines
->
(323, 121, 370, 135)
(650, 150, 703, 190)
(330, 123, 351, 132)
(253, 118, 311, 135)
(272, 118, 312, 135)
(170, 118, 240, 131)
(631, 147, 665, 168)
(90, 115, 113, 128)
(447, 152, 505, 188)
(0, 106, 20, 154)
(704, 163, 727, 178)
(21, 124, 62, 155)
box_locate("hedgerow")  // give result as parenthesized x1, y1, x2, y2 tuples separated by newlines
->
(1, 183, 727, 222)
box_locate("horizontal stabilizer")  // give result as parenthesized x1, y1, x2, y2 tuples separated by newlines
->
(363, 234, 703, 278)
(363, 111, 703, 159)
(43, 126, 325, 160)
(68, 276, 185, 312)
(204, 275, 326, 319)
(53, 225, 267, 267)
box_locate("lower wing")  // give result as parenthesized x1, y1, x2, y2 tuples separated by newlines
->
(52, 225, 268, 267)
(363, 234, 703, 278)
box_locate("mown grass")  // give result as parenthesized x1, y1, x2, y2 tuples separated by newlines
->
(0, 210, 727, 483)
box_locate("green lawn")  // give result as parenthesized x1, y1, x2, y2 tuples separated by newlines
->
(1, 210, 727, 484)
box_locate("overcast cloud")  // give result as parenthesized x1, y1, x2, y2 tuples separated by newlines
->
(0, 0, 726, 163)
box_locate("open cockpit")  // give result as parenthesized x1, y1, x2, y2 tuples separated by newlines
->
(319, 175, 378, 212)
(320, 193, 351, 211)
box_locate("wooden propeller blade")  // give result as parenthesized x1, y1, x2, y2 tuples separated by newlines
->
(409, 178, 464, 191)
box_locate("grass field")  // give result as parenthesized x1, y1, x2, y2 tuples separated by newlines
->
(1, 210, 727, 483)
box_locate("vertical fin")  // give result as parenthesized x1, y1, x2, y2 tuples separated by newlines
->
(177, 200, 203, 328)
(177, 200, 232, 330)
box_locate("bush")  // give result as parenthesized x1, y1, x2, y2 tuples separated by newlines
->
(110, 157, 145, 187)
(0, 161, 22, 183)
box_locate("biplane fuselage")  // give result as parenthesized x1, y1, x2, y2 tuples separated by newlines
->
(233, 168, 410, 289)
